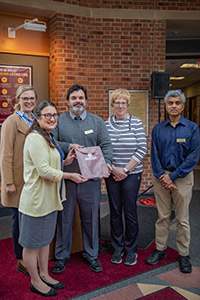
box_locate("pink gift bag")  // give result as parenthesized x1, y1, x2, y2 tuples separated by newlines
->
(75, 146, 110, 179)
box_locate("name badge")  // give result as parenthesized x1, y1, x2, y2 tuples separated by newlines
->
(177, 138, 186, 143)
(84, 129, 94, 135)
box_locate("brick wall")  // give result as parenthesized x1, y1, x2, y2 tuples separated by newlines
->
(53, 0, 200, 10)
(49, 13, 166, 193)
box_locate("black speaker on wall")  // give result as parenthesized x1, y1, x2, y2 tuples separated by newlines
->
(151, 72, 170, 99)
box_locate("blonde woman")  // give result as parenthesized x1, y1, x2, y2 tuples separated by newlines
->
(0, 85, 37, 275)
(105, 89, 147, 266)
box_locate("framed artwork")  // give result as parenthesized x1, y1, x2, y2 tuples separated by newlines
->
(109, 90, 149, 135)
(0, 65, 32, 124)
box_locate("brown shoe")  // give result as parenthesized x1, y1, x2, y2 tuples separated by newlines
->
(17, 260, 29, 276)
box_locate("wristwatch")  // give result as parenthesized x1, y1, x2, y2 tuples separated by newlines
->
(124, 167, 130, 175)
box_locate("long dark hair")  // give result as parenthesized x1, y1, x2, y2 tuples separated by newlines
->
(26, 101, 57, 148)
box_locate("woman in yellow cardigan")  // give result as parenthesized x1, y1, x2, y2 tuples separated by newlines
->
(18, 101, 87, 297)
(0, 85, 37, 275)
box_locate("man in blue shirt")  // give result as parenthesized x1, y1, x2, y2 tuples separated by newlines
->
(146, 90, 200, 273)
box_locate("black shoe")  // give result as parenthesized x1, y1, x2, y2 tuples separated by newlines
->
(89, 259, 103, 273)
(52, 258, 70, 274)
(82, 253, 103, 273)
(111, 251, 124, 264)
(40, 277, 65, 290)
(30, 283, 57, 297)
(145, 249, 167, 265)
(124, 253, 138, 266)
(17, 260, 29, 276)
(178, 255, 192, 273)
(90, 258, 103, 273)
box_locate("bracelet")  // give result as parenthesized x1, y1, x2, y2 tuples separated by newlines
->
(124, 167, 130, 175)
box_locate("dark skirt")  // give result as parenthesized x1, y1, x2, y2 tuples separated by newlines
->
(18, 211, 58, 249)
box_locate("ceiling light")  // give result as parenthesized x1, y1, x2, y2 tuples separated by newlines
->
(8, 18, 47, 38)
(180, 63, 200, 69)
(170, 77, 185, 80)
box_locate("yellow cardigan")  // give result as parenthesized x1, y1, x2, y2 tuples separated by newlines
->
(19, 132, 65, 217)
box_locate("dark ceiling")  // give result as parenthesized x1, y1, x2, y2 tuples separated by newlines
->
(166, 20, 200, 90)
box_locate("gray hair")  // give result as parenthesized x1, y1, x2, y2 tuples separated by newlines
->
(164, 90, 186, 104)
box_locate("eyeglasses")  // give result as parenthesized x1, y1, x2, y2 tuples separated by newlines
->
(40, 113, 58, 120)
(21, 97, 36, 102)
(114, 101, 127, 106)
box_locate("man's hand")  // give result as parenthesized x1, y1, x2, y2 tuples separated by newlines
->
(107, 164, 112, 173)
(6, 184, 16, 194)
(159, 174, 177, 190)
(167, 182, 177, 190)
(100, 164, 112, 179)
(71, 144, 84, 150)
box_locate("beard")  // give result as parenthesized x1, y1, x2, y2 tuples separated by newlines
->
(69, 102, 86, 114)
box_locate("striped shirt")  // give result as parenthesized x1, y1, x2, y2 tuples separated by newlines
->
(16, 111, 34, 127)
(105, 114, 147, 174)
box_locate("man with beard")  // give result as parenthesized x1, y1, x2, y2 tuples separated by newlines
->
(145, 90, 200, 273)
(52, 84, 112, 273)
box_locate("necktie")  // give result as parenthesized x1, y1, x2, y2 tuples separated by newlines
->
(74, 116, 81, 120)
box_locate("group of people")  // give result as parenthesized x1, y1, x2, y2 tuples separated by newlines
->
(0, 84, 199, 297)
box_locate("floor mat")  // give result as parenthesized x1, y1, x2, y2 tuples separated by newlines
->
(0, 238, 178, 300)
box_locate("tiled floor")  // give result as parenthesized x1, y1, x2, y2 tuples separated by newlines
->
(74, 191, 200, 300)
(91, 272, 200, 300)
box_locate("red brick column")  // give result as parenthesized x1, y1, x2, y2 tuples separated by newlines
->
(49, 14, 166, 193)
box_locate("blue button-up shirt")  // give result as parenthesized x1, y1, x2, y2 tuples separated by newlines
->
(151, 115, 200, 182)
(16, 111, 34, 127)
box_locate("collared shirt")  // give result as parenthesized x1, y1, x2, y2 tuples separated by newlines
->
(68, 110, 87, 150)
(16, 111, 34, 127)
(52, 111, 112, 166)
(151, 115, 200, 182)
(69, 110, 87, 120)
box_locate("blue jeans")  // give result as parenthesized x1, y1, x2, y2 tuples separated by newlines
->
(12, 208, 23, 259)
(105, 173, 142, 253)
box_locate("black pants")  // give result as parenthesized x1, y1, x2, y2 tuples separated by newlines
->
(12, 208, 23, 259)
(105, 173, 142, 253)
(55, 179, 101, 260)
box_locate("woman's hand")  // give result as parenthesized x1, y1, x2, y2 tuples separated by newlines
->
(63, 172, 87, 183)
(69, 173, 88, 183)
(63, 149, 76, 166)
(6, 184, 16, 194)
(112, 166, 127, 181)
